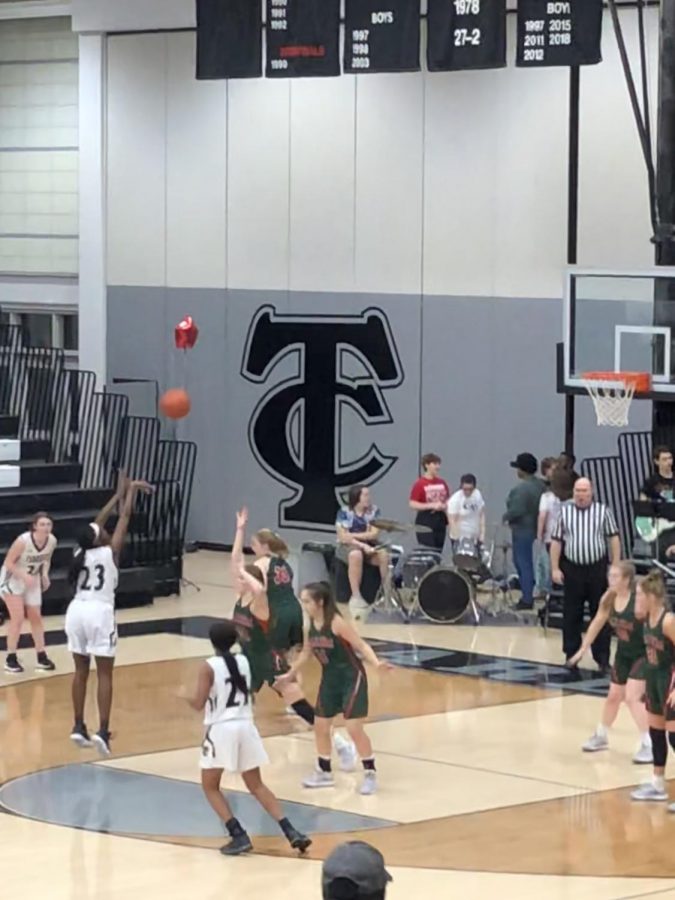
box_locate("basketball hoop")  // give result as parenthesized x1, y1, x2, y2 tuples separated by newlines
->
(581, 371, 652, 427)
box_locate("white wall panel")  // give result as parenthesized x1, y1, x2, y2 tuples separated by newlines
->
(423, 67, 499, 296)
(107, 33, 166, 287)
(166, 32, 227, 289)
(577, 7, 658, 271)
(72, 0, 195, 34)
(226, 79, 290, 290)
(288, 77, 356, 293)
(354, 73, 423, 295)
(493, 54, 568, 298)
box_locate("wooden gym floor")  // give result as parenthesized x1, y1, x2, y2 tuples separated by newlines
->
(2, 551, 675, 899)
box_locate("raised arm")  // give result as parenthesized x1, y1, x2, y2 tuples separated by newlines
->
(231, 507, 248, 577)
(110, 480, 152, 561)
(95, 470, 128, 529)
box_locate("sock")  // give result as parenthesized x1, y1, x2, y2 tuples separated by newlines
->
(37, 650, 47, 659)
(362, 757, 376, 772)
(318, 756, 332, 773)
(74, 718, 85, 730)
(597, 724, 608, 739)
(225, 817, 245, 838)
(99, 720, 110, 735)
(654, 774, 666, 791)
(6, 652, 16, 662)
(290, 699, 315, 725)
(278, 817, 293, 837)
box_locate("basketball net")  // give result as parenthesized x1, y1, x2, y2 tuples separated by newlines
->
(581, 372, 651, 427)
(584, 379, 635, 428)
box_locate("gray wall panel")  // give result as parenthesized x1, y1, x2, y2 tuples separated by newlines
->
(108, 287, 651, 546)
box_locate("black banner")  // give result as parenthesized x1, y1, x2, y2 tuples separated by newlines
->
(516, 0, 603, 68)
(266, 0, 340, 78)
(427, 0, 506, 72)
(344, 0, 420, 74)
(196, 0, 262, 80)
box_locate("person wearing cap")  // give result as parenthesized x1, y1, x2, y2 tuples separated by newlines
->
(322, 841, 392, 900)
(504, 452, 545, 611)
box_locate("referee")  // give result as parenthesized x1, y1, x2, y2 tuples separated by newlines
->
(550, 477, 621, 670)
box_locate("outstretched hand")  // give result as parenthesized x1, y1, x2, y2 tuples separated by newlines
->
(236, 507, 249, 530)
(131, 480, 154, 495)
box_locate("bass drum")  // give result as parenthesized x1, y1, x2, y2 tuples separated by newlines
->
(417, 566, 474, 624)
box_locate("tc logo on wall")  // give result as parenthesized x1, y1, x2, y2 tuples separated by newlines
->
(241, 306, 404, 530)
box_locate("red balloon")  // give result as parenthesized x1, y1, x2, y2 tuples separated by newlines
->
(175, 316, 199, 350)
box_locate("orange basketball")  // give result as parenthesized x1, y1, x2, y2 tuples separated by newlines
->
(159, 388, 191, 419)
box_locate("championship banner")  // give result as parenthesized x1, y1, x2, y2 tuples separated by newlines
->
(196, 0, 262, 80)
(516, 0, 603, 68)
(266, 0, 340, 78)
(344, 0, 420, 74)
(427, 0, 506, 72)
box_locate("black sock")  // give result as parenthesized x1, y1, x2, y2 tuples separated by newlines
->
(74, 718, 85, 730)
(225, 817, 245, 838)
(99, 721, 110, 735)
(278, 817, 293, 836)
(37, 650, 47, 659)
(318, 756, 332, 773)
(6, 653, 16, 662)
(290, 699, 315, 725)
(362, 757, 376, 771)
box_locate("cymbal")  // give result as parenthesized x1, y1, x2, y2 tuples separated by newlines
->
(372, 518, 432, 534)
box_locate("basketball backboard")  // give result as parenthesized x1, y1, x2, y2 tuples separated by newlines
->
(561, 268, 675, 399)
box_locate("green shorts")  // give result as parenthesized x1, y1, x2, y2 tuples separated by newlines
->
(611, 651, 646, 686)
(315, 668, 368, 720)
(246, 648, 289, 694)
(270, 601, 304, 653)
(645, 667, 675, 717)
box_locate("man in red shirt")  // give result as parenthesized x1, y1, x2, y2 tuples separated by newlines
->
(409, 453, 450, 551)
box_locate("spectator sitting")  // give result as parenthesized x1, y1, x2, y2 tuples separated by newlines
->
(322, 841, 392, 900)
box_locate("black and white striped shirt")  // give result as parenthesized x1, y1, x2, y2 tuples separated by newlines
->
(551, 500, 619, 565)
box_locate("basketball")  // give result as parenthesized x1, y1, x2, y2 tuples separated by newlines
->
(159, 388, 191, 419)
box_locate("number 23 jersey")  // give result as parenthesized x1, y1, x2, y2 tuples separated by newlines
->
(73, 545, 118, 606)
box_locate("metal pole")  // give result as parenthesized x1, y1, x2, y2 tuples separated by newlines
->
(564, 66, 580, 457)
(654, 0, 675, 441)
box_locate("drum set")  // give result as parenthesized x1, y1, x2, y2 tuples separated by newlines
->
(370, 518, 503, 624)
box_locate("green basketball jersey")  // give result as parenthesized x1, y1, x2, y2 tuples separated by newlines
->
(265, 556, 296, 609)
(609, 592, 644, 659)
(644, 609, 675, 671)
(308, 618, 364, 676)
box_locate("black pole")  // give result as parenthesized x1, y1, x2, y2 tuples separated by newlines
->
(564, 66, 580, 457)
(654, 0, 675, 442)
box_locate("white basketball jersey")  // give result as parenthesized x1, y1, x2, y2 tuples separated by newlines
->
(74, 545, 118, 607)
(203, 654, 253, 725)
(16, 531, 56, 576)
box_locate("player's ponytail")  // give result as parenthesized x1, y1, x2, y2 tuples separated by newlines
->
(209, 620, 248, 701)
(255, 528, 289, 558)
(69, 524, 97, 588)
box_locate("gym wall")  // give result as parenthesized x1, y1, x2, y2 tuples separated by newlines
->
(104, 9, 655, 543)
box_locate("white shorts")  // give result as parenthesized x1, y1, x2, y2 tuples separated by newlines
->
(199, 719, 269, 773)
(65, 599, 117, 658)
(0, 568, 42, 607)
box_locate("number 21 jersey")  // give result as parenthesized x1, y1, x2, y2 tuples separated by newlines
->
(204, 654, 253, 724)
(74, 545, 118, 606)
